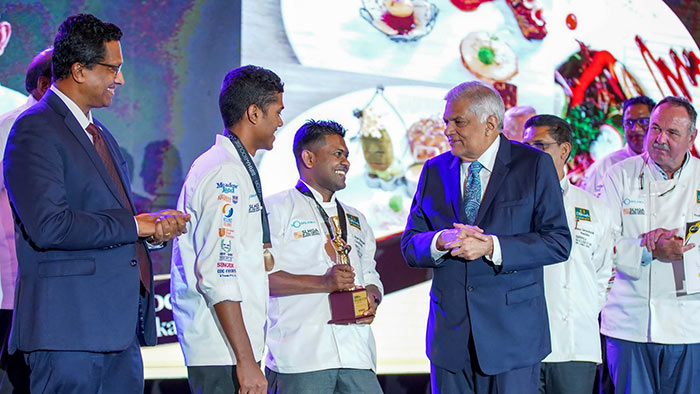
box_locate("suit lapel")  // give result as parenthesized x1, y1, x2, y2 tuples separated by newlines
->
(475, 135, 511, 225)
(446, 154, 466, 223)
(45, 91, 129, 210)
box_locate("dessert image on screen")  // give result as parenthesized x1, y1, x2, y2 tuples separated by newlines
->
(460, 31, 518, 83)
(506, 0, 547, 40)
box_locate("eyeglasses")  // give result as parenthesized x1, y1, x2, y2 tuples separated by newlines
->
(524, 141, 558, 151)
(95, 62, 123, 76)
(623, 117, 650, 129)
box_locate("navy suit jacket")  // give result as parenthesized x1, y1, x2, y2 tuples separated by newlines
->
(3, 89, 156, 353)
(401, 135, 571, 375)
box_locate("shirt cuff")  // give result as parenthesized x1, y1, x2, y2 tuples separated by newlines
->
(430, 230, 449, 264)
(485, 235, 502, 265)
(641, 247, 652, 266)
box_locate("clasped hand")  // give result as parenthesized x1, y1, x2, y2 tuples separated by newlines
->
(135, 209, 191, 243)
(640, 227, 695, 262)
(438, 223, 493, 261)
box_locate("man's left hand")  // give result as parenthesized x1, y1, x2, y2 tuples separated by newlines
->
(445, 233, 494, 261)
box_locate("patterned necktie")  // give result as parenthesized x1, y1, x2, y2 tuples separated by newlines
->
(86, 123, 151, 290)
(463, 161, 483, 225)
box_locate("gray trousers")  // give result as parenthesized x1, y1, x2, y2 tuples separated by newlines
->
(265, 367, 383, 394)
(539, 361, 597, 394)
(187, 365, 240, 394)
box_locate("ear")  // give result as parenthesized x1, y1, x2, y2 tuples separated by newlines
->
(0, 21, 11, 56)
(485, 114, 499, 135)
(300, 150, 315, 169)
(689, 128, 697, 145)
(245, 103, 260, 125)
(36, 75, 52, 98)
(561, 142, 572, 163)
(70, 62, 87, 83)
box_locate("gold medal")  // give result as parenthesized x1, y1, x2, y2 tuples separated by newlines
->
(263, 248, 274, 271)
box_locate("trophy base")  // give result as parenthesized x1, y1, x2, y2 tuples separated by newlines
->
(328, 288, 373, 324)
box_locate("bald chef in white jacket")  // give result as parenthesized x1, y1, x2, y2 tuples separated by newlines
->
(265, 120, 384, 394)
(599, 96, 700, 394)
(523, 115, 613, 394)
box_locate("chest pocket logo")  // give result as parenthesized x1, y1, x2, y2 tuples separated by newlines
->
(574, 207, 591, 222)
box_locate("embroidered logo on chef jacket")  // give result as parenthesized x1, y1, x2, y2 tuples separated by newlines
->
(218, 228, 235, 238)
(622, 207, 645, 215)
(697, 191, 700, 203)
(293, 229, 321, 239)
(575, 207, 591, 222)
(222, 204, 234, 218)
(346, 214, 361, 230)
(216, 182, 238, 194)
(221, 239, 232, 253)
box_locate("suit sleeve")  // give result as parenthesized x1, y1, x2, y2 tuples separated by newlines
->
(599, 164, 643, 279)
(498, 154, 572, 271)
(190, 165, 245, 307)
(4, 115, 137, 250)
(401, 160, 443, 269)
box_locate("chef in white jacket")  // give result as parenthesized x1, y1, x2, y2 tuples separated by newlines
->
(523, 115, 613, 394)
(265, 119, 384, 394)
(599, 96, 700, 394)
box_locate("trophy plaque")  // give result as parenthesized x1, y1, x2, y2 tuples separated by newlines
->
(327, 216, 373, 324)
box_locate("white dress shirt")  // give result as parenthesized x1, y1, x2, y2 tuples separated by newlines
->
(171, 134, 269, 366)
(430, 136, 502, 264)
(580, 144, 637, 196)
(543, 178, 613, 363)
(265, 184, 383, 373)
(600, 152, 700, 344)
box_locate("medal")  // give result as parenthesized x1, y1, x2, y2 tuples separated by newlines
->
(263, 248, 274, 271)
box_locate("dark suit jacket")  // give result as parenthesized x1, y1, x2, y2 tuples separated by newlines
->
(3, 89, 156, 353)
(401, 135, 571, 375)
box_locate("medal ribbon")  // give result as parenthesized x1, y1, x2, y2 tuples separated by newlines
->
(294, 180, 347, 243)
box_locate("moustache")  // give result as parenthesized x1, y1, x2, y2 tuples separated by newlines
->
(652, 142, 670, 152)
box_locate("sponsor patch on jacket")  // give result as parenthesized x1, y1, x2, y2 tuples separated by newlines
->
(574, 207, 591, 222)
(293, 228, 320, 239)
(218, 194, 239, 204)
(218, 228, 235, 238)
(623, 207, 645, 215)
(346, 214, 361, 230)
(248, 202, 261, 213)
(221, 239, 232, 253)
(222, 204, 234, 218)
(697, 191, 700, 203)
(216, 182, 238, 194)
(219, 252, 233, 262)
(291, 219, 314, 229)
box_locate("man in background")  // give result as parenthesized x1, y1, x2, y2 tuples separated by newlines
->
(502, 105, 536, 142)
(580, 96, 655, 195)
(0, 18, 27, 113)
(0, 46, 52, 394)
(523, 115, 613, 394)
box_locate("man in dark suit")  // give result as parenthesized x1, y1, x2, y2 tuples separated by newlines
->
(401, 81, 571, 394)
(2, 14, 189, 394)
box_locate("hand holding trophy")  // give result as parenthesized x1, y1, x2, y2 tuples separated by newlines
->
(328, 216, 373, 324)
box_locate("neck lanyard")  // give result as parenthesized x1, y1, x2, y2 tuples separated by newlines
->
(224, 130, 271, 247)
(295, 180, 347, 242)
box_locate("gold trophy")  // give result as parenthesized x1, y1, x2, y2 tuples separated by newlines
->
(327, 216, 372, 324)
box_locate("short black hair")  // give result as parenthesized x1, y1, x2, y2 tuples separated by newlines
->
(25, 48, 53, 93)
(52, 14, 122, 81)
(219, 65, 284, 128)
(654, 96, 697, 133)
(524, 114, 572, 146)
(293, 119, 346, 167)
(622, 96, 655, 117)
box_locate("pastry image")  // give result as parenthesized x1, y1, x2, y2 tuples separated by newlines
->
(357, 109, 403, 182)
(460, 31, 518, 83)
(360, 0, 439, 42)
(506, 0, 547, 40)
(406, 116, 449, 163)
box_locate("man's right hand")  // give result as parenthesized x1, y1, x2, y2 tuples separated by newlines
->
(236, 360, 267, 394)
(135, 209, 191, 241)
(322, 264, 355, 292)
(436, 223, 488, 251)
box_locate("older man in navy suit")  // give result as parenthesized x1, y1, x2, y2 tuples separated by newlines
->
(3, 14, 189, 394)
(401, 82, 571, 394)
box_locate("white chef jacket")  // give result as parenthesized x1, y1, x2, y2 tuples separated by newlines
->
(171, 134, 269, 366)
(265, 184, 384, 373)
(0, 95, 37, 310)
(543, 178, 613, 363)
(580, 144, 638, 196)
(600, 152, 700, 344)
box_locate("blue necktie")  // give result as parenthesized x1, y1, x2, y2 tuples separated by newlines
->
(464, 161, 483, 225)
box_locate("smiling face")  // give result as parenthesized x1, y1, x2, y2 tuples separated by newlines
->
(443, 96, 498, 161)
(80, 40, 124, 111)
(307, 134, 350, 197)
(645, 102, 697, 177)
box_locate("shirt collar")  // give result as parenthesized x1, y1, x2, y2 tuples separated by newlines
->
(644, 151, 690, 180)
(461, 136, 500, 172)
(300, 180, 336, 204)
(50, 85, 93, 129)
(25, 95, 38, 107)
(560, 176, 570, 196)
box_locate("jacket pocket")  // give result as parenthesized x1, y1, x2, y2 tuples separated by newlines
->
(506, 282, 540, 305)
(38, 258, 96, 277)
